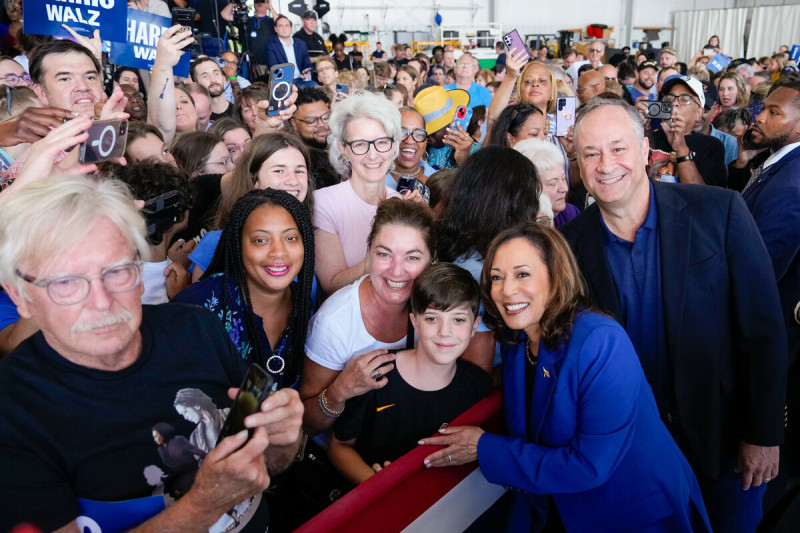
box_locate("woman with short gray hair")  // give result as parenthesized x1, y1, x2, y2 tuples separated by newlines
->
(514, 138, 580, 226)
(314, 90, 405, 295)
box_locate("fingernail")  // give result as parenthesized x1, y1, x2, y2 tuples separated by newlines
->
(235, 429, 248, 440)
(424, 460, 431, 467)
(178, 239, 185, 243)
(418, 440, 424, 445)
(439, 428, 447, 433)
(71, 111, 79, 116)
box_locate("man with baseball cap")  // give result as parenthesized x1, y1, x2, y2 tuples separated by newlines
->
(414, 85, 477, 169)
(629, 60, 658, 102)
(293, 10, 327, 66)
(659, 46, 679, 69)
(648, 75, 727, 186)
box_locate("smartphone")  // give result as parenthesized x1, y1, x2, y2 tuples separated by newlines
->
(502, 29, 531, 60)
(216, 364, 274, 446)
(142, 191, 181, 240)
(79, 119, 128, 164)
(703, 48, 716, 56)
(643, 100, 673, 120)
(335, 83, 349, 95)
(396, 176, 417, 194)
(450, 105, 473, 132)
(555, 96, 576, 137)
(171, 7, 196, 51)
(267, 63, 295, 116)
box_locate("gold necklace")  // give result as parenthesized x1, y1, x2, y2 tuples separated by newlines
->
(525, 338, 538, 367)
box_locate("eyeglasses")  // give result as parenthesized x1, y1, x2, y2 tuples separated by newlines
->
(16, 261, 143, 306)
(661, 94, 699, 107)
(589, 48, 604, 54)
(344, 137, 394, 155)
(294, 112, 331, 126)
(401, 127, 427, 142)
(576, 82, 602, 94)
(0, 74, 31, 85)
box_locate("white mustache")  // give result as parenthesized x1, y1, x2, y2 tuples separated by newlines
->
(71, 310, 133, 334)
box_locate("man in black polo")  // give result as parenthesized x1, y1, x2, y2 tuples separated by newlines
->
(293, 10, 327, 69)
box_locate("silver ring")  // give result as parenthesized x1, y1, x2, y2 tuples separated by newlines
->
(448, 454, 452, 462)
(371, 368, 382, 380)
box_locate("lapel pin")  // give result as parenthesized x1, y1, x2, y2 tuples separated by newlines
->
(543, 368, 550, 378)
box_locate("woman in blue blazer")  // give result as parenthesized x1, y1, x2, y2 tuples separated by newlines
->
(421, 223, 711, 532)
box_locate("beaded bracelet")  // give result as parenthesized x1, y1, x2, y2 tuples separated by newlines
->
(318, 388, 343, 418)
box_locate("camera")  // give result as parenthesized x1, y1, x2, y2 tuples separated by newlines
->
(79, 119, 128, 164)
(643, 100, 673, 120)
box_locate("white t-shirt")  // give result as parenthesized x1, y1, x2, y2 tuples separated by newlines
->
(313, 180, 402, 268)
(142, 259, 171, 305)
(305, 276, 413, 371)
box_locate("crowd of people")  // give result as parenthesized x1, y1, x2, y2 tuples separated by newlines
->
(0, 2, 798, 531)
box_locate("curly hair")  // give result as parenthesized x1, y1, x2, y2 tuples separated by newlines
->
(204, 189, 315, 384)
(480, 222, 594, 349)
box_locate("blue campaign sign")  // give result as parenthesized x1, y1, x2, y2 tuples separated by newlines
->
(790, 45, 800, 62)
(23, 0, 127, 38)
(109, 10, 191, 77)
(706, 53, 731, 74)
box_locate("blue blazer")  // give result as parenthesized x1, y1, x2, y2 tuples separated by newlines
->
(477, 312, 710, 532)
(561, 182, 787, 480)
(742, 145, 800, 355)
(265, 35, 313, 73)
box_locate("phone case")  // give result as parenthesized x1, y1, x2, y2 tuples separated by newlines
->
(267, 63, 295, 116)
(79, 120, 128, 164)
(502, 29, 530, 60)
(451, 106, 473, 132)
(556, 97, 576, 137)
(216, 364, 273, 445)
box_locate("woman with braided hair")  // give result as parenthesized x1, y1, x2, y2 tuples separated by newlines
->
(174, 189, 314, 389)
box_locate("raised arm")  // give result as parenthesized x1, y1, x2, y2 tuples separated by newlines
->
(488, 47, 528, 124)
(148, 26, 194, 145)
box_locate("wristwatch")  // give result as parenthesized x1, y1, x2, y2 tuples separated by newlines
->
(675, 152, 694, 164)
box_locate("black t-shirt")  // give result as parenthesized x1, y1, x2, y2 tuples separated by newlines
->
(293, 29, 327, 57)
(371, 50, 386, 60)
(190, 0, 223, 35)
(333, 55, 360, 71)
(210, 100, 235, 120)
(334, 359, 492, 466)
(242, 14, 275, 65)
(175, 173, 222, 244)
(0, 304, 268, 531)
(650, 130, 728, 187)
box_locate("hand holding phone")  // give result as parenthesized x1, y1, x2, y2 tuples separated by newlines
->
(556, 97, 576, 137)
(502, 29, 531, 61)
(171, 7, 196, 52)
(450, 105, 473, 133)
(216, 364, 274, 446)
(78, 119, 128, 164)
(267, 63, 295, 116)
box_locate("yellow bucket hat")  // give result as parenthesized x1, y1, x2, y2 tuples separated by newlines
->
(414, 86, 470, 134)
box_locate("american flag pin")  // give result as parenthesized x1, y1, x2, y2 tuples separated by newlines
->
(543, 368, 550, 378)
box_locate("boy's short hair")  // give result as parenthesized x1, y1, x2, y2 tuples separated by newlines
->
(411, 263, 480, 317)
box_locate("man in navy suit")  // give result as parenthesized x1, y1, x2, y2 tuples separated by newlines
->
(740, 75, 800, 499)
(561, 98, 787, 533)
(265, 14, 315, 87)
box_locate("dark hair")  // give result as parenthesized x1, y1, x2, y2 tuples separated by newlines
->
(367, 197, 437, 259)
(491, 63, 506, 76)
(216, 132, 313, 228)
(190, 57, 222, 83)
(204, 189, 314, 383)
(427, 168, 458, 211)
(171, 131, 222, 176)
(577, 63, 595, 78)
(618, 62, 636, 81)
(437, 146, 541, 261)
(274, 14, 290, 27)
(411, 263, 480, 317)
(374, 62, 392, 78)
(208, 117, 252, 139)
(768, 72, 800, 108)
(19, 33, 51, 55)
(480, 222, 593, 348)
(467, 105, 486, 136)
(487, 103, 545, 147)
(111, 162, 195, 245)
(125, 122, 166, 163)
(234, 85, 270, 122)
(29, 40, 101, 85)
(712, 107, 753, 133)
(114, 67, 140, 85)
(295, 86, 331, 108)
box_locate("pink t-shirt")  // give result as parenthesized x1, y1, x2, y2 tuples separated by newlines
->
(313, 180, 402, 268)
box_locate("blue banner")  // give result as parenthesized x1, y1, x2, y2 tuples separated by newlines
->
(23, 0, 127, 38)
(706, 53, 731, 74)
(109, 10, 191, 77)
(790, 45, 800, 63)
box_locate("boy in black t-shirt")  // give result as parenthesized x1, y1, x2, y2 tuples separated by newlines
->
(330, 263, 492, 485)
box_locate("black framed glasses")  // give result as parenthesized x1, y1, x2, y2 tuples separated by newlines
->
(294, 112, 331, 126)
(401, 127, 427, 142)
(16, 261, 143, 306)
(661, 94, 699, 107)
(0, 74, 31, 86)
(344, 137, 394, 155)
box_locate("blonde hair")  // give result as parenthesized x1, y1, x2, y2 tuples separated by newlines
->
(515, 62, 557, 113)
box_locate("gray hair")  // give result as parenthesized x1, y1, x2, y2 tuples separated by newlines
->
(735, 63, 755, 78)
(574, 97, 644, 150)
(0, 175, 150, 294)
(327, 90, 402, 177)
(513, 138, 566, 173)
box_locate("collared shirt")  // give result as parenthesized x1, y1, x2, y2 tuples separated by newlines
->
(281, 39, 300, 78)
(763, 139, 800, 169)
(600, 181, 671, 413)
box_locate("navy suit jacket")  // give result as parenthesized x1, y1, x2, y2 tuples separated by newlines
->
(561, 182, 787, 479)
(265, 35, 313, 73)
(477, 313, 710, 532)
(742, 145, 800, 361)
